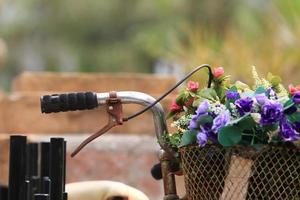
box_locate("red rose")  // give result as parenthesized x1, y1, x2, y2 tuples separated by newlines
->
(213, 67, 224, 78)
(289, 84, 300, 95)
(184, 97, 195, 107)
(187, 81, 199, 92)
(170, 101, 182, 112)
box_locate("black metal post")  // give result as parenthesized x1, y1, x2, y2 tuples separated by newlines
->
(63, 141, 66, 193)
(41, 177, 51, 196)
(49, 138, 65, 200)
(63, 193, 68, 200)
(8, 135, 27, 200)
(40, 142, 50, 178)
(26, 143, 39, 178)
(34, 194, 49, 200)
(0, 186, 8, 200)
(25, 180, 30, 200)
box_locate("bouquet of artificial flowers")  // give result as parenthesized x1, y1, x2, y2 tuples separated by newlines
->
(167, 66, 300, 200)
(168, 66, 300, 149)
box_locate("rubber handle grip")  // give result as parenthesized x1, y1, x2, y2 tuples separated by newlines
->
(40, 92, 98, 113)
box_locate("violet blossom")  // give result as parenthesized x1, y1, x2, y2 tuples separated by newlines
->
(255, 93, 268, 105)
(188, 100, 210, 130)
(212, 111, 230, 133)
(279, 118, 300, 141)
(235, 97, 253, 116)
(226, 91, 240, 101)
(260, 100, 283, 126)
(292, 93, 300, 104)
(197, 132, 208, 147)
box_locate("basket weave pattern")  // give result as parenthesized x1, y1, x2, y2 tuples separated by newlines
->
(180, 145, 300, 200)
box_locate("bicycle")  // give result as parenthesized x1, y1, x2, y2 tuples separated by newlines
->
(40, 64, 213, 200)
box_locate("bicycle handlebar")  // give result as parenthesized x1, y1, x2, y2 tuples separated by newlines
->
(40, 92, 98, 113)
(40, 91, 174, 156)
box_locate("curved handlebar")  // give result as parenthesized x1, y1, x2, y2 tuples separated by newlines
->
(40, 91, 174, 156)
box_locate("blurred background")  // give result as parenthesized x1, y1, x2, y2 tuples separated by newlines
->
(1, 0, 300, 90)
(1, 0, 300, 199)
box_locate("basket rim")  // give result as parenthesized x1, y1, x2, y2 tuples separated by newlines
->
(179, 143, 300, 154)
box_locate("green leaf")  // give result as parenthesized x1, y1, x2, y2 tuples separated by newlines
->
(255, 86, 266, 94)
(166, 111, 176, 119)
(228, 113, 250, 126)
(175, 93, 186, 106)
(271, 77, 282, 86)
(218, 125, 242, 147)
(197, 115, 213, 126)
(284, 99, 295, 111)
(267, 73, 282, 86)
(229, 86, 238, 92)
(199, 88, 219, 101)
(179, 130, 198, 147)
(236, 116, 256, 131)
(287, 112, 300, 123)
(192, 97, 205, 107)
(262, 123, 279, 132)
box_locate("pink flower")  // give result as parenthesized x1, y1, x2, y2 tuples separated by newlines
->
(170, 101, 182, 112)
(213, 67, 224, 78)
(187, 81, 199, 92)
(289, 84, 300, 95)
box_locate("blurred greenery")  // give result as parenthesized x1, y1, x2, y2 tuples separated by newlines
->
(0, 0, 300, 90)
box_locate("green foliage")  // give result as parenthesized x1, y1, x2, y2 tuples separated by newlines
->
(179, 130, 197, 147)
(2, 0, 300, 91)
(197, 115, 213, 126)
(168, 132, 182, 148)
(218, 125, 242, 147)
(287, 112, 300, 123)
(284, 99, 295, 111)
(255, 86, 266, 95)
(198, 88, 219, 102)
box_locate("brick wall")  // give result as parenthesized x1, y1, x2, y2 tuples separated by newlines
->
(0, 72, 186, 199)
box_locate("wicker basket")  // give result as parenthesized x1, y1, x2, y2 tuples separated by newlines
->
(180, 145, 300, 200)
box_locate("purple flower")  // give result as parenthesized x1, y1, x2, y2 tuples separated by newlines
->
(195, 100, 210, 117)
(293, 122, 300, 133)
(292, 93, 300, 104)
(279, 118, 300, 141)
(255, 93, 268, 105)
(212, 111, 230, 133)
(188, 115, 199, 130)
(188, 101, 210, 130)
(197, 132, 208, 147)
(197, 125, 217, 147)
(260, 100, 283, 125)
(235, 97, 253, 116)
(226, 91, 240, 101)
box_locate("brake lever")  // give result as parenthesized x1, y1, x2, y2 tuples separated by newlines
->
(71, 91, 123, 157)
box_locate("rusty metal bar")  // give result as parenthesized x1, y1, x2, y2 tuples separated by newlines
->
(159, 150, 179, 200)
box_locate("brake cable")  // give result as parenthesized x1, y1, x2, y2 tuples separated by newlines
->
(123, 64, 213, 121)
(71, 64, 213, 157)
